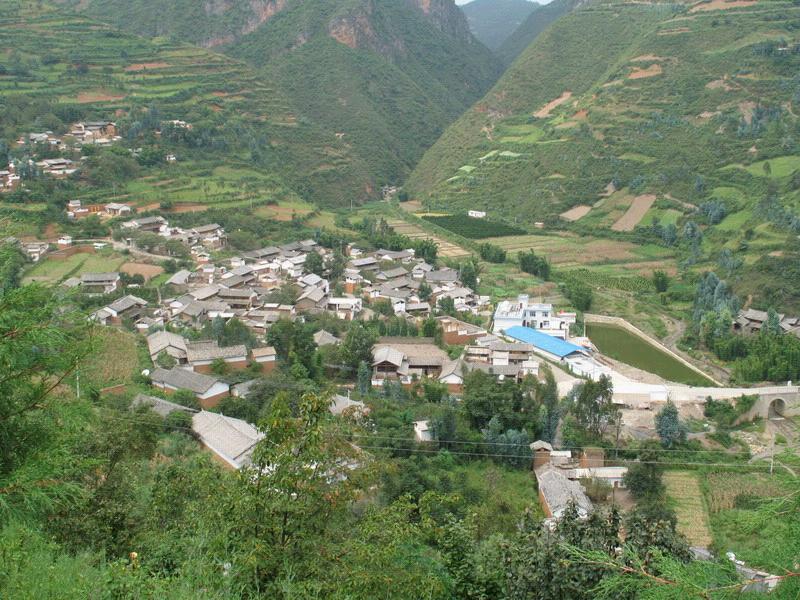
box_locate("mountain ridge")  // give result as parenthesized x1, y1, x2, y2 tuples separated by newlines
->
(60, 0, 501, 201)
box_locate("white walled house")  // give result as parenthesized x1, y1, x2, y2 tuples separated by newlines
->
(492, 295, 576, 339)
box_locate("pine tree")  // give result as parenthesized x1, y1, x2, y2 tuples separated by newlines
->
(654, 400, 686, 448)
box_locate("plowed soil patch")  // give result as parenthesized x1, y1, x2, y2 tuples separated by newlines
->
(534, 91, 572, 118)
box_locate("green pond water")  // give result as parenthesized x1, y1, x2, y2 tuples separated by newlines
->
(586, 323, 715, 387)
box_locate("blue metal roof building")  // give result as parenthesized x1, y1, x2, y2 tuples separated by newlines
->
(504, 326, 588, 360)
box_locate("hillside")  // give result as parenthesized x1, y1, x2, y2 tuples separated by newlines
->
(407, 0, 800, 310)
(0, 0, 382, 207)
(497, 0, 584, 64)
(461, 0, 539, 51)
(61, 0, 503, 195)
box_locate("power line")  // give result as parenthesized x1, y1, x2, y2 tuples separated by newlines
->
(99, 415, 778, 471)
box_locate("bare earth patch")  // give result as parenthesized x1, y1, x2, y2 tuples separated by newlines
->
(630, 54, 665, 62)
(706, 77, 735, 91)
(739, 101, 756, 125)
(75, 91, 126, 103)
(121, 262, 164, 281)
(560, 205, 592, 222)
(124, 62, 170, 72)
(534, 91, 572, 119)
(573, 109, 588, 120)
(628, 64, 662, 80)
(690, 0, 757, 12)
(611, 194, 657, 231)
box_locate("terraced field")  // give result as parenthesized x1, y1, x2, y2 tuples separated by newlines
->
(0, 1, 371, 206)
(385, 218, 470, 258)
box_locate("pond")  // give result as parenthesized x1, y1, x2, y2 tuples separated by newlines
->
(586, 323, 715, 387)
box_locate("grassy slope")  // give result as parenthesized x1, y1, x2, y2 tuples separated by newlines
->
(496, 0, 584, 64)
(62, 0, 502, 195)
(407, 0, 800, 308)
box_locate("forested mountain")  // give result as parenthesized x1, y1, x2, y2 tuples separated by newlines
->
(497, 0, 585, 64)
(461, 0, 538, 51)
(59, 0, 502, 198)
(407, 0, 800, 308)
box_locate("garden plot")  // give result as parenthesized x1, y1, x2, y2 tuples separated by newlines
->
(611, 194, 657, 231)
(560, 205, 592, 222)
(489, 233, 641, 265)
(664, 471, 713, 548)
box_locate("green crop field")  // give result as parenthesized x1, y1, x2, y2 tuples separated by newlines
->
(23, 251, 127, 284)
(422, 214, 527, 239)
(587, 323, 715, 386)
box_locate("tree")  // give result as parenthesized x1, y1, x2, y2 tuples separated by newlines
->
(418, 281, 432, 301)
(537, 368, 560, 443)
(267, 319, 316, 371)
(623, 445, 665, 500)
(155, 351, 176, 369)
(654, 400, 686, 448)
(0, 284, 91, 518)
(357, 360, 371, 396)
(652, 270, 670, 293)
(519, 250, 551, 279)
(328, 250, 347, 281)
(478, 243, 506, 264)
(216, 391, 357, 593)
(340, 321, 377, 371)
(304, 251, 324, 277)
(171, 389, 200, 410)
(421, 317, 438, 338)
(210, 358, 228, 376)
(460, 259, 481, 291)
(571, 376, 616, 439)
(563, 279, 593, 312)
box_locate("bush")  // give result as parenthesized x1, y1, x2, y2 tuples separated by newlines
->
(164, 410, 193, 432)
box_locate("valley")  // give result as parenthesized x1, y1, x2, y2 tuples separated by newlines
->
(1, 0, 799, 597)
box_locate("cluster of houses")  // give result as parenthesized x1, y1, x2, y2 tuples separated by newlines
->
(371, 325, 542, 392)
(20, 121, 121, 148)
(67, 199, 133, 220)
(734, 308, 800, 338)
(121, 216, 227, 256)
(0, 163, 20, 191)
(531, 442, 627, 523)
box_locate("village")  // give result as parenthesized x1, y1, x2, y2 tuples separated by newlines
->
(6, 199, 795, 555)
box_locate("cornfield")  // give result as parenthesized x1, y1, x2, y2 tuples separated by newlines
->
(704, 473, 787, 513)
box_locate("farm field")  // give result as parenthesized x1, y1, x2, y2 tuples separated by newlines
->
(120, 262, 163, 281)
(611, 194, 657, 232)
(81, 328, 141, 390)
(703, 467, 800, 572)
(487, 232, 677, 273)
(421, 214, 526, 238)
(105, 164, 299, 212)
(385, 218, 470, 258)
(560, 205, 592, 222)
(664, 471, 713, 549)
(587, 323, 715, 385)
(23, 251, 128, 284)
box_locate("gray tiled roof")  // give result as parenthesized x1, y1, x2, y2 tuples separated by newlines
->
(131, 393, 197, 417)
(186, 341, 247, 362)
(151, 368, 221, 394)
